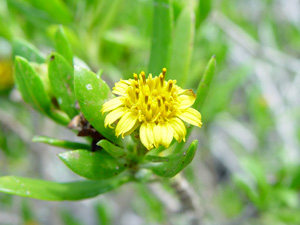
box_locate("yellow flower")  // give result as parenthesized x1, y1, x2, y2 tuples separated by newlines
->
(101, 68, 202, 150)
(0, 59, 13, 90)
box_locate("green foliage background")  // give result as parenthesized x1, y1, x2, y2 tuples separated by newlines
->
(1, 0, 300, 224)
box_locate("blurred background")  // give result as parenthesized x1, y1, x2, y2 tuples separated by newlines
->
(1, 0, 300, 224)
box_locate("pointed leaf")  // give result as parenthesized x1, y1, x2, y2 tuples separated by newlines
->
(32, 136, 90, 150)
(0, 176, 130, 201)
(48, 52, 77, 118)
(55, 26, 73, 65)
(14, 56, 51, 113)
(148, 140, 198, 177)
(58, 150, 126, 180)
(168, 6, 194, 86)
(97, 139, 126, 157)
(148, 0, 172, 75)
(74, 66, 121, 145)
(194, 55, 216, 111)
(13, 39, 45, 63)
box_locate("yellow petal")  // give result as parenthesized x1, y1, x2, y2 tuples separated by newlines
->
(123, 120, 140, 137)
(146, 123, 155, 149)
(104, 107, 126, 128)
(140, 123, 152, 150)
(153, 123, 162, 148)
(115, 111, 137, 138)
(112, 81, 129, 96)
(178, 108, 202, 127)
(178, 89, 196, 109)
(169, 117, 186, 142)
(102, 97, 124, 113)
(112, 88, 126, 96)
(161, 123, 173, 148)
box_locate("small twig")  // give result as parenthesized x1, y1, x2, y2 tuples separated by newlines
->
(170, 174, 203, 225)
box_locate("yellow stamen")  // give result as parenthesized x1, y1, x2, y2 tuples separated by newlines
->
(168, 80, 173, 92)
(157, 96, 161, 107)
(145, 94, 149, 104)
(162, 68, 167, 78)
(159, 74, 164, 87)
(141, 71, 146, 83)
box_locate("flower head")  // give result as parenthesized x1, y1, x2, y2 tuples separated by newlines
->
(101, 68, 202, 150)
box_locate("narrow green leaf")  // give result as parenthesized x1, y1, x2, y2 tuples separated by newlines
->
(21, 199, 36, 223)
(32, 136, 90, 150)
(0, 176, 130, 201)
(27, 0, 73, 24)
(60, 210, 83, 225)
(168, 6, 194, 86)
(58, 150, 126, 180)
(196, 0, 212, 27)
(148, 0, 172, 75)
(173, 56, 216, 153)
(0, 14, 12, 40)
(147, 140, 198, 177)
(13, 39, 45, 63)
(14, 56, 51, 113)
(95, 203, 111, 225)
(14, 56, 69, 125)
(194, 55, 216, 111)
(74, 66, 122, 145)
(55, 26, 73, 65)
(48, 52, 77, 118)
(97, 139, 126, 157)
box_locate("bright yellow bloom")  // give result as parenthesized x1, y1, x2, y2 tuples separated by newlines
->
(101, 68, 202, 150)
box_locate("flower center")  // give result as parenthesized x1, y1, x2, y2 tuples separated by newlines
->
(123, 69, 179, 123)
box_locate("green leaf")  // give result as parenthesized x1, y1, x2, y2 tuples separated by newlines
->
(147, 140, 198, 177)
(13, 39, 45, 63)
(21, 199, 36, 223)
(14, 56, 69, 125)
(58, 150, 126, 180)
(173, 56, 216, 153)
(148, 0, 172, 75)
(74, 66, 122, 145)
(97, 139, 126, 157)
(55, 26, 73, 65)
(144, 155, 169, 163)
(95, 203, 111, 225)
(291, 166, 300, 189)
(32, 135, 90, 150)
(0, 13, 12, 40)
(26, 0, 73, 24)
(48, 52, 77, 118)
(196, 0, 212, 27)
(194, 55, 216, 111)
(14, 56, 51, 113)
(60, 210, 83, 225)
(168, 5, 194, 86)
(0, 176, 130, 201)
